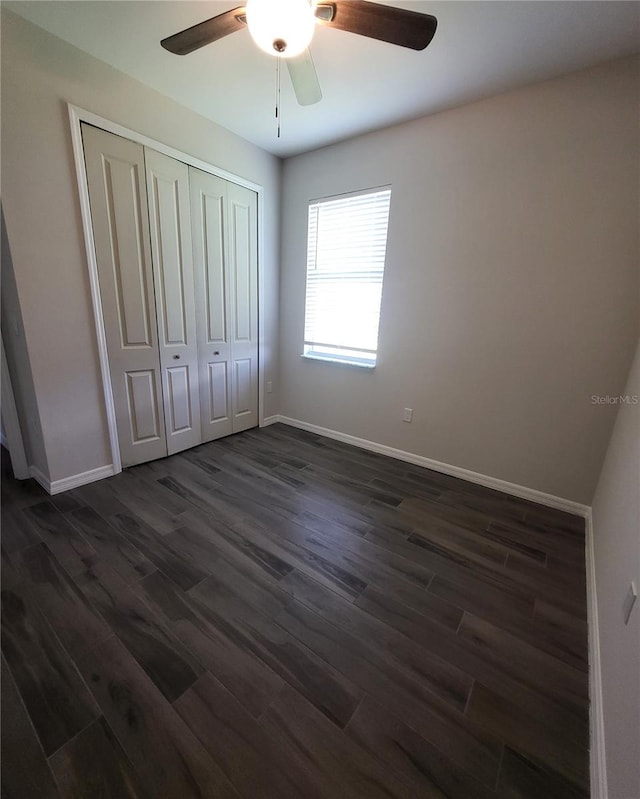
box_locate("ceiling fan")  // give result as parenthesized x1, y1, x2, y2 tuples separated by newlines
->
(161, 0, 438, 107)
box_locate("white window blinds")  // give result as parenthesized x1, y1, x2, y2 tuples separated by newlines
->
(303, 188, 391, 366)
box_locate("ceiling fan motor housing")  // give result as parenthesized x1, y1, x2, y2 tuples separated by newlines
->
(246, 0, 317, 58)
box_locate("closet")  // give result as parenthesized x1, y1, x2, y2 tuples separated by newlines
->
(81, 124, 258, 468)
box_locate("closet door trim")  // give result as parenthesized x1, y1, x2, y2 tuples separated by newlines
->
(68, 103, 266, 475)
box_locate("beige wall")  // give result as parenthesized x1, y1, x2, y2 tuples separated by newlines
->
(1, 10, 281, 483)
(591, 339, 640, 799)
(279, 56, 640, 504)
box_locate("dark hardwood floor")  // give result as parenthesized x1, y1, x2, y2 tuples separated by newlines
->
(1, 423, 589, 798)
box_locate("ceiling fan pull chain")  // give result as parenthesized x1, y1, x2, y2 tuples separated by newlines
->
(275, 54, 282, 138)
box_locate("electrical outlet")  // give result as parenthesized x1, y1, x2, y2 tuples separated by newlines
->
(624, 581, 637, 625)
(402, 408, 413, 423)
(266, 381, 273, 394)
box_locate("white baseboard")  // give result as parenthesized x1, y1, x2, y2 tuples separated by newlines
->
(585, 509, 608, 799)
(276, 415, 589, 517)
(261, 415, 280, 427)
(29, 465, 52, 493)
(30, 463, 116, 495)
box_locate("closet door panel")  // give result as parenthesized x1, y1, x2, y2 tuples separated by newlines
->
(203, 194, 228, 345)
(228, 182, 258, 433)
(145, 149, 201, 455)
(166, 365, 193, 432)
(233, 359, 252, 417)
(126, 370, 162, 442)
(82, 124, 167, 467)
(190, 169, 233, 441)
(208, 362, 229, 423)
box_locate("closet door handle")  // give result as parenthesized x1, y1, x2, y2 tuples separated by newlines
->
(173, 354, 181, 359)
(213, 351, 220, 356)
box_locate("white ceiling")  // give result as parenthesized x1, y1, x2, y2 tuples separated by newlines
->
(6, 0, 640, 158)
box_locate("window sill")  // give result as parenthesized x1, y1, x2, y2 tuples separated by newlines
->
(300, 353, 376, 370)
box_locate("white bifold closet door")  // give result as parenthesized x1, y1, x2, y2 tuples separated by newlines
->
(82, 123, 258, 468)
(190, 168, 258, 442)
(82, 124, 167, 467)
(144, 149, 201, 455)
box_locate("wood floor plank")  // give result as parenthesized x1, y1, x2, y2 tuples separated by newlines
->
(74, 559, 202, 702)
(1, 586, 99, 756)
(279, 569, 473, 712)
(108, 510, 209, 590)
(478, 524, 548, 564)
(345, 695, 497, 799)
(367, 474, 442, 503)
(22, 501, 95, 576)
(67, 506, 155, 584)
(364, 514, 506, 579)
(399, 495, 493, 534)
(0, 473, 48, 508)
(407, 519, 510, 566)
(457, 612, 588, 716)
(1, 654, 60, 799)
(77, 635, 242, 799)
(487, 519, 585, 563)
(166, 514, 296, 609)
(176, 522, 293, 617)
(49, 493, 83, 515)
(165, 512, 293, 587)
(496, 746, 588, 799)
(294, 508, 372, 539)
(69, 480, 133, 521)
(15, 542, 112, 661)
(503, 553, 587, 620)
(434, 487, 526, 523)
(1, 544, 21, 591)
(189, 443, 398, 537)
(180, 507, 369, 601)
(260, 685, 417, 799)
(428, 572, 535, 630)
(522, 506, 585, 536)
(156, 471, 255, 532)
(133, 570, 285, 718)
(230, 503, 434, 598)
(190, 575, 365, 728)
(532, 599, 588, 671)
(466, 683, 589, 790)
(1, 506, 42, 553)
(274, 594, 503, 788)
(175, 672, 323, 799)
(361, 568, 465, 631)
(108, 470, 190, 534)
(49, 716, 150, 799)
(355, 584, 587, 739)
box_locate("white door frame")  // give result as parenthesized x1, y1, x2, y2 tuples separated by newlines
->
(67, 104, 266, 475)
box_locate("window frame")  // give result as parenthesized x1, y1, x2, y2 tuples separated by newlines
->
(301, 185, 392, 369)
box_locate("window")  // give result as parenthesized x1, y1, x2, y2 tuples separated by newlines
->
(303, 187, 391, 367)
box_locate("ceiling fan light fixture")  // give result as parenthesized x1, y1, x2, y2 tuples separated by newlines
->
(246, 0, 316, 58)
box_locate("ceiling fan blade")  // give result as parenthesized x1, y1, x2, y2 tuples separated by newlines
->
(286, 50, 322, 106)
(161, 7, 246, 55)
(315, 0, 437, 51)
